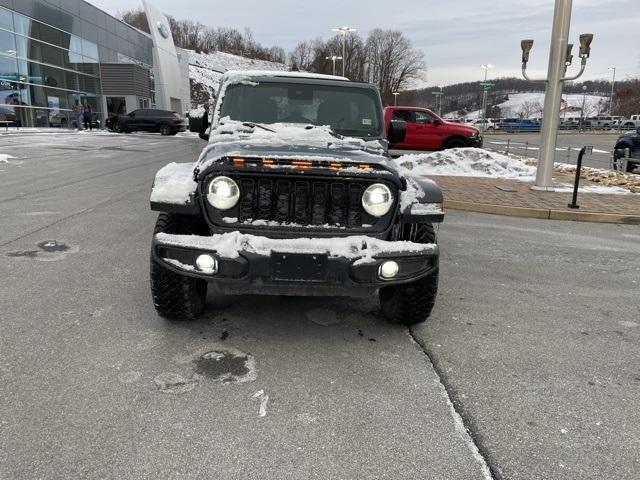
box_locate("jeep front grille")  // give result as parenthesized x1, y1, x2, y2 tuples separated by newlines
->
(232, 175, 381, 228)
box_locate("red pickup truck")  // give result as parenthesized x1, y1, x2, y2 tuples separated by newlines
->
(384, 106, 482, 151)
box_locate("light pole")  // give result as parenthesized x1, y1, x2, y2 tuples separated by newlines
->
(521, 0, 593, 191)
(580, 84, 587, 130)
(325, 55, 343, 76)
(431, 86, 444, 115)
(608, 66, 616, 115)
(331, 26, 357, 77)
(480, 64, 494, 134)
(392, 92, 399, 106)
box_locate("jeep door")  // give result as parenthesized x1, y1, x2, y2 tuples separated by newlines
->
(390, 109, 416, 149)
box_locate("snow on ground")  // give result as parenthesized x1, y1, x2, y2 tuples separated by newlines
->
(394, 148, 537, 179)
(187, 50, 287, 100)
(0, 154, 14, 163)
(553, 183, 633, 195)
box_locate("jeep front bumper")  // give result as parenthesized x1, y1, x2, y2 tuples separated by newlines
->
(153, 232, 438, 288)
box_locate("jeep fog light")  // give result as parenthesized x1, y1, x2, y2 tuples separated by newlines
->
(195, 254, 217, 274)
(379, 260, 399, 279)
(362, 183, 393, 217)
(207, 176, 240, 210)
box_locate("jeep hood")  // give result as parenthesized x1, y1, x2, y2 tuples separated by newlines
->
(196, 120, 393, 173)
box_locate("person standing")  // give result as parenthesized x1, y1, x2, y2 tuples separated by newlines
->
(73, 99, 83, 130)
(82, 101, 93, 131)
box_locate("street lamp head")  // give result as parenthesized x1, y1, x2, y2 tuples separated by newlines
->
(582, 85, 587, 91)
(565, 44, 574, 66)
(579, 33, 593, 58)
(521, 39, 534, 63)
(480, 64, 494, 69)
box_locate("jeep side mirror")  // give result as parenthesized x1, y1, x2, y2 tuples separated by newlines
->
(388, 119, 407, 144)
(189, 109, 210, 141)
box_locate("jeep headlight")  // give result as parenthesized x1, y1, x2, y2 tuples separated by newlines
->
(207, 176, 240, 210)
(362, 183, 393, 217)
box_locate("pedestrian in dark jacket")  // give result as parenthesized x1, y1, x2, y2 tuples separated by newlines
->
(82, 101, 93, 131)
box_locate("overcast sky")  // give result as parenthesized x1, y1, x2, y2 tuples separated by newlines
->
(88, 0, 639, 87)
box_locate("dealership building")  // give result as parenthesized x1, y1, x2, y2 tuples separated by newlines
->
(0, 0, 190, 128)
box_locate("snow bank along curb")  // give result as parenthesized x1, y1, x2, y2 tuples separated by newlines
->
(394, 148, 639, 195)
(445, 200, 640, 225)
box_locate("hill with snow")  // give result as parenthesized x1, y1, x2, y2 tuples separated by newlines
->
(445, 92, 609, 120)
(187, 50, 287, 105)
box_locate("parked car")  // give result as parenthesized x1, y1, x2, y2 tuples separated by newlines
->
(620, 115, 640, 130)
(383, 106, 482, 150)
(498, 118, 541, 132)
(149, 71, 445, 325)
(613, 127, 640, 173)
(469, 118, 498, 130)
(105, 109, 186, 135)
(585, 115, 623, 129)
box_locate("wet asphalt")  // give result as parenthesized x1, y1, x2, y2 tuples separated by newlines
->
(0, 131, 638, 479)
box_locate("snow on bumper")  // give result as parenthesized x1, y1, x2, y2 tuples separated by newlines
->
(153, 231, 438, 285)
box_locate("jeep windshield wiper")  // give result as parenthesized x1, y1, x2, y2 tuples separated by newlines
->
(242, 122, 275, 132)
(304, 124, 344, 139)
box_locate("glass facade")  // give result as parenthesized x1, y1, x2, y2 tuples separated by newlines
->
(0, 0, 153, 127)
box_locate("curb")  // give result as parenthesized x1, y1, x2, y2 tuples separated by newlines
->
(444, 200, 640, 225)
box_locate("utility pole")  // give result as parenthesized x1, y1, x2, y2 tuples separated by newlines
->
(325, 55, 343, 76)
(392, 92, 399, 106)
(608, 66, 616, 115)
(431, 87, 444, 115)
(580, 84, 587, 130)
(331, 26, 356, 77)
(521, 0, 593, 191)
(480, 64, 494, 134)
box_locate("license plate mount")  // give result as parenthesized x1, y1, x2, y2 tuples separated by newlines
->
(271, 253, 327, 282)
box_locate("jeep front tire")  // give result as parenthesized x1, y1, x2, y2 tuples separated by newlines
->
(379, 224, 439, 325)
(150, 213, 208, 320)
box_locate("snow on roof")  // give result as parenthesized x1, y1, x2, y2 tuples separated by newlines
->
(222, 70, 349, 81)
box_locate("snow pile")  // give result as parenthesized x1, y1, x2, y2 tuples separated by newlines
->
(0, 154, 14, 163)
(156, 231, 436, 261)
(188, 106, 206, 118)
(395, 148, 537, 179)
(553, 183, 634, 195)
(150, 162, 197, 205)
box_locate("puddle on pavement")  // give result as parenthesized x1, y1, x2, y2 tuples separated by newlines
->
(193, 347, 256, 384)
(6, 240, 75, 261)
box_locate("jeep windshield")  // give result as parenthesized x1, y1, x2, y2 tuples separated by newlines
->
(218, 81, 383, 138)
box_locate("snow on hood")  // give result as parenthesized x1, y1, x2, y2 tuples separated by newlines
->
(394, 148, 536, 179)
(155, 231, 436, 261)
(197, 119, 386, 170)
(150, 162, 197, 205)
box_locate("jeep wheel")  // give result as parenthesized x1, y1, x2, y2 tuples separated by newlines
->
(112, 121, 123, 133)
(150, 213, 208, 320)
(443, 138, 466, 149)
(379, 224, 439, 325)
(159, 124, 171, 136)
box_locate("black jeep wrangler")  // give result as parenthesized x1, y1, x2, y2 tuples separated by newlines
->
(149, 71, 444, 325)
(613, 127, 640, 173)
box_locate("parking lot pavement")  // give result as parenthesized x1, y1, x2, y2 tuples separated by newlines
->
(0, 133, 489, 480)
(417, 212, 640, 479)
(484, 132, 621, 169)
(1, 133, 638, 479)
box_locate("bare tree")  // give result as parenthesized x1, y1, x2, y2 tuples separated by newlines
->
(518, 100, 543, 118)
(363, 29, 425, 104)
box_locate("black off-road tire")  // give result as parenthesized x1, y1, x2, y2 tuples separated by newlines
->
(159, 123, 171, 136)
(380, 224, 439, 325)
(150, 213, 209, 320)
(443, 137, 467, 149)
(111, 121, 123, 133)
